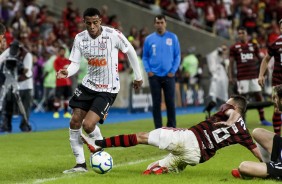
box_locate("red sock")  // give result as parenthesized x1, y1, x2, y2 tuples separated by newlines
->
(272, 112, 282, 135)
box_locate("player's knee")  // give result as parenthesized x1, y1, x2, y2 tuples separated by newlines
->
(252, 128, 263, 139)
(238, 161, 249, 175)
(82, 120, 96, 133)
(69, 115, 82, 129)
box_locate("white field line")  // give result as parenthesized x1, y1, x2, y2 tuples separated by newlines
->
(26, 156, 162, 184)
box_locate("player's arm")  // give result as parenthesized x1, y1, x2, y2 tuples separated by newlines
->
(228, 56, 235, 83)
(258, 53, 271, 87)
(142, 38, 153, 77)
(125, 44, 143, 89)
(116, 30, 143, 89)
(250, 147, 263, 162)
(168, 34, 181, 77)
(215, 108, 241, 126)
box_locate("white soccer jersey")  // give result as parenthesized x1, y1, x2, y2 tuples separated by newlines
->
(69, 26, 131, 93)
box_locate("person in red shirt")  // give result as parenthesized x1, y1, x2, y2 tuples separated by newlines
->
(53, 46, 72, 118)
(259, 19, 282, 135)
(229, 26, 271, 126)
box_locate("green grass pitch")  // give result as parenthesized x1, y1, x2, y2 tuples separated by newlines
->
(0, 107, 279, 184)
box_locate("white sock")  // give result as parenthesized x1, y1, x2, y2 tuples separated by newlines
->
(88, 125, 103, 140)
(69, 128, 85, 164)
(256, 142, 270, 163)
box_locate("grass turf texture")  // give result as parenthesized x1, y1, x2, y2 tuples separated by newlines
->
(0, 107, 278, 184)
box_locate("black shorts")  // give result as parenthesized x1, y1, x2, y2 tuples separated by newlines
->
(69, 84, 117, 124)
(55, 86, 72, 99)
(266, 135, 282, 180)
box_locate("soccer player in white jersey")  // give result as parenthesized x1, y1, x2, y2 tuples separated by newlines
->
(57, 8, 143, 173)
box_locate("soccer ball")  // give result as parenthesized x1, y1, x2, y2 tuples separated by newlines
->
(90, 151, 113, 174)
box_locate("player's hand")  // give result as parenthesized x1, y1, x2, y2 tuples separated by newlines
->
(148, 72, 154, 77)
(167, 73, 174, 77)
(214, 121, 232, 127)
(133, 80, 143, 90)
(258, 76, 265, 87)
(56, 69, 68, 79)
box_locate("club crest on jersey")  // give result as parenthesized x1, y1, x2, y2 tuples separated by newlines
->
(249, 46, 254, 51)
(166, 38, 172, 46)
(99, 41, 107, 50)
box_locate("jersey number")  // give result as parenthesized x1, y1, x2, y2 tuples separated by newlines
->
(212, 118, 244, 144)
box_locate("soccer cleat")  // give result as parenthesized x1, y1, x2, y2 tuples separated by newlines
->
(80, 133, 102, 153)
(53, 112, 60, 119)
(63, 162, 88, 174)
(260, 120, 272, 126)
(63, 112, 72, 118)
(231, 168, 241, 178)
(142, 166, 169, 175)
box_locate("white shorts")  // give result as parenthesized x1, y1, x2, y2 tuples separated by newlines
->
(148, 128, 201, 172)
(237, 79, 261, 94)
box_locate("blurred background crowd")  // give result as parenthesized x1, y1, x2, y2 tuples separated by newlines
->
(0, 0, 279, 113)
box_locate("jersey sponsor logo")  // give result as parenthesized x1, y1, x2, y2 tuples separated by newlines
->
(118, 35, 128, 47)
(166, 38, 172, 46)
(99, 41, 107, 50)
(86, 79, 108, 88)
(87, 58, 107, 66)
(240, 53, 253, 61)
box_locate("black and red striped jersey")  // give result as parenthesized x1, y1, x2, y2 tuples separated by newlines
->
(189, 103, 256, 163)
(229, 41, 260, 80)
(267, 35, 282, 86)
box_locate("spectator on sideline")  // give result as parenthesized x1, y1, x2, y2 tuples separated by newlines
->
(142, 14, 181, 128)
(53, 46, 72, 119)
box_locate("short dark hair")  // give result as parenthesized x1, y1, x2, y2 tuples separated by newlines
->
(83, 8, 100, 18)
(0, 23, 5, 35)
(230, 95, 247, 115)
(154, 15, 166, 22)
(237, 26, 247, 31)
